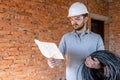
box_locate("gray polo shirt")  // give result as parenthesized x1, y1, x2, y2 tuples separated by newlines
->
(59, 29, 104, 80)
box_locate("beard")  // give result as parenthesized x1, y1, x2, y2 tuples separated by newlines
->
(73, 23, 85, 31)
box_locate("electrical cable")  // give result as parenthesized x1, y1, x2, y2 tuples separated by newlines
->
(81, 50, 120, 80)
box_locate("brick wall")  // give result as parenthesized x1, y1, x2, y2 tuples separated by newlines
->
(0, 0, 68, 80)
(87, 0, 109, 50)
(0, 0, 118, 80)
(109, 0, 120, 55)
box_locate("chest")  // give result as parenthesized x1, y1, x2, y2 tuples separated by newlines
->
(67, 35, 97, 50)
(65, 35, 98, 58)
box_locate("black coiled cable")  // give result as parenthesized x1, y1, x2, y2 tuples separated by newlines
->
(81, 50, 120, 80)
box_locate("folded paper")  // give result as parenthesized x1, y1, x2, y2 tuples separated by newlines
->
(34, 39, 64, 59)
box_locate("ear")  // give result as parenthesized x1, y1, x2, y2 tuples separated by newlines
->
(84, 17, 88, 23)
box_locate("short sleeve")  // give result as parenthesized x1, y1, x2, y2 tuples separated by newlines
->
(59, 35, 66, 56)
(96, 35, 105, 50)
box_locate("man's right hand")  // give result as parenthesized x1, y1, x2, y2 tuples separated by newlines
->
(47, 58, 61, 68)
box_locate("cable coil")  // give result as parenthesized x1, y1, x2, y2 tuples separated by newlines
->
(81, 50, 120, 80)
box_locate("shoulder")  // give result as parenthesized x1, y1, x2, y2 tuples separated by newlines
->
(87, 31, 103, 41)
(89, 31, 101, 38)
(60, 32, 75, 42)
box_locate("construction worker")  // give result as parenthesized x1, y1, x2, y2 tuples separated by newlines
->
(47, 2, 104, 80)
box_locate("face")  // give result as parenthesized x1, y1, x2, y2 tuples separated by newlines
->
(69, 15, 88, 31)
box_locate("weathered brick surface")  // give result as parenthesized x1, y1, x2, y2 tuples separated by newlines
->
(0, 0, 119, 80)
(109, 0, 120, 55)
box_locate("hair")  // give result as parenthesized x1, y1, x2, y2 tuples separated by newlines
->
(81, 13, 88, 17)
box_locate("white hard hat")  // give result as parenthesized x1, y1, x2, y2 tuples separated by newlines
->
(68, 2, 88, 17)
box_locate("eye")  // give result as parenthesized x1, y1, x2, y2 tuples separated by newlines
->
(69, 16, 84, 21)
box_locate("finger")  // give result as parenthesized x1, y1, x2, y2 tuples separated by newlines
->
(48, 61, 55, 68)
(47, 58, 56, 68)
(86, 57, 94, 63)
(85, 59, 92, 68)
(93, 58, 99, 62)
(48, 58, 55, 63)
(86, 56, 91, 61)
(48, 58, 54, 61)
(85, 57, 91, 64)
(85, 61, 89, 67)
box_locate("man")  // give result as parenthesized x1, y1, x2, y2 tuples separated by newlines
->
(47, 2, 104, 80)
